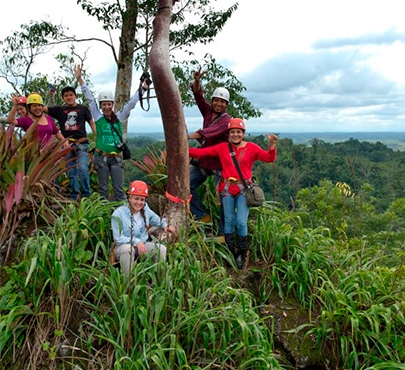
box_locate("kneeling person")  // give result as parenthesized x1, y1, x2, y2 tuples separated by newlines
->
(111, 180, 176, 273)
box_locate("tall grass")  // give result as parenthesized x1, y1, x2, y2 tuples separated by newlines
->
(0, 196, 283, 369)
(2, 192, 405, 368)
(249, 205, 335, 307)
(75, 242, 283, 369)
(0, 195, 116, 369)
(249, 203, 405, 369)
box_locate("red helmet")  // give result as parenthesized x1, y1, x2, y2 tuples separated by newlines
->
(228, 118, 246, 131)
(17, 96, 27, 105)
(127, 180, 148, 197)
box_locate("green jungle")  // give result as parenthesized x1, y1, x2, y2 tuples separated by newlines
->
(1, 128, 405, 370)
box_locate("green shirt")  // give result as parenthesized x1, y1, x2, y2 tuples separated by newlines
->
(95, 116, 123, 153)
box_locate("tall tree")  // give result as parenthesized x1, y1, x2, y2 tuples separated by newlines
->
(149, 0, 189, 228)
(74, 0, 247, 137)
(1, 1, 263, 135)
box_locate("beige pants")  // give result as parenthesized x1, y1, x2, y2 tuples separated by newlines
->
(115, 242, 167, 273)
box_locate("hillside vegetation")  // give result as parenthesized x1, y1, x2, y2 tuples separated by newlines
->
(1, 131, 405, 369)
(127, 134, 405, 213)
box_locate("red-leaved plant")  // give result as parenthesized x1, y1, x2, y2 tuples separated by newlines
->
(0, 122, 72, 261)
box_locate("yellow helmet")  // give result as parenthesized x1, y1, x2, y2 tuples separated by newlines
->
(27, 93, 44, 105)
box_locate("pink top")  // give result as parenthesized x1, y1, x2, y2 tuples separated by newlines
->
(16, 116, 59, 144)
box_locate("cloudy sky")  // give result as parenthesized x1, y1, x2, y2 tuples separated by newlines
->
(1, 0, 405, 133)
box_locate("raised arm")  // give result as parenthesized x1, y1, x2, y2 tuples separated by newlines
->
(75, 65, 85, 86)
(7, 94, 19, 125)
(117, 79, 149, 122)
(266, 133, 278, 151)
(74, 65, 102, 121)
(191, 68, 204, 93)
(46, 89, 56, 109)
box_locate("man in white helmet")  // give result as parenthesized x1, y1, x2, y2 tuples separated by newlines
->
(187, 69, 231, 237)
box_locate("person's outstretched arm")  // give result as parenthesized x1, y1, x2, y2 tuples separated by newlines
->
(74, 65, 102, 122)
(7, 95, 19, 125)
(117, 80, 150, 122)
(191, 68, 204, 93)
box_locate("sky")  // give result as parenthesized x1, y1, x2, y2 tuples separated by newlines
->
(1, 0, 405, 134)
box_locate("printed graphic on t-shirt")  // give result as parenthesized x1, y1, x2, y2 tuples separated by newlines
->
(64, 110, 79, 131)
(102, 122, 119, 146)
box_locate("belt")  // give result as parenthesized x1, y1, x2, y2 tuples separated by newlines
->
(222, 177, 247, 184)
(95, 148, 122, 158)
(69, 137, 89, 145)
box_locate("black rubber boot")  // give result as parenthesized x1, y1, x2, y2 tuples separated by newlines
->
(224, 233, 236, 257)
(235, 235, 248, 269)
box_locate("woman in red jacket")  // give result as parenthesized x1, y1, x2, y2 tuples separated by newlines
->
(189, 118, 278, 269)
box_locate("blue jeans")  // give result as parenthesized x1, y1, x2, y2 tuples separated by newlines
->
(222, 192, 249, 236)
(190, 165, 212, 219)
(68, 143, 91, 200)
(93, 154, 125, 201)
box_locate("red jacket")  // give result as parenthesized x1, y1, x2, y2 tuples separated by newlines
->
(189, 141, 276, 195)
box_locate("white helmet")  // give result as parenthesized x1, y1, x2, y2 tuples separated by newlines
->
(211, 87, 230, 103)
(98, 90, 114, 102)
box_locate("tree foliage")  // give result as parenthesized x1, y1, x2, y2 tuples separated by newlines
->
(0, 21, 67, 96)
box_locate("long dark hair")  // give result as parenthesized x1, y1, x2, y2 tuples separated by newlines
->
(106, 111, 119, 124)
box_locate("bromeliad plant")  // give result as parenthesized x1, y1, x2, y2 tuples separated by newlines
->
(0, 123, 71, 260)
(131, 147, 168, 194)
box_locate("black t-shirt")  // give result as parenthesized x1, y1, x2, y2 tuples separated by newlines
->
(48, 104, 92, 139)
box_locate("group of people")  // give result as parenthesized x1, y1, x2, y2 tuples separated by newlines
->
(5, 66, 278, 271)
(7, 66, 150, 202)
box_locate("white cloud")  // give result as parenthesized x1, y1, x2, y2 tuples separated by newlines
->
(1, 0, 405, 133)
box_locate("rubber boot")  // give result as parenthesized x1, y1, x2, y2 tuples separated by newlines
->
(235, 235, 248, 269)
(224, 233, 236, 258)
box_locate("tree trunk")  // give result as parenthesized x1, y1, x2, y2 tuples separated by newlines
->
(150, 0, 189, 232)
(114, 0, 138, 139)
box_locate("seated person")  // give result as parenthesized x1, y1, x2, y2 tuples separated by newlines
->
(111, 180, 176, 273)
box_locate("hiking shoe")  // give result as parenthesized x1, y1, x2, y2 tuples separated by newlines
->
(198, 214, 212, 223)
(213, 235, 225, 243)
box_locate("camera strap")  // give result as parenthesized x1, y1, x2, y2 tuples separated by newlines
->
(139, 85, 151, 112)
(228, 142, 249, 190)
(109, 122, 125, 147)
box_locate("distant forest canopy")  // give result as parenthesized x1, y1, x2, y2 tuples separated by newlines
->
(125, 133, 405, 212)
(127, 131, 405, 150)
